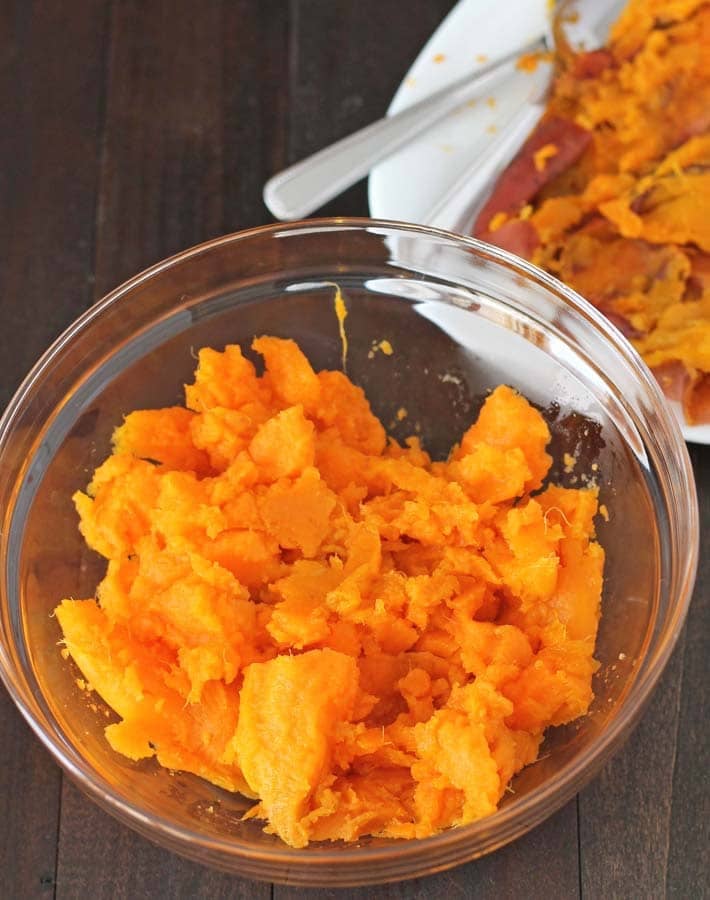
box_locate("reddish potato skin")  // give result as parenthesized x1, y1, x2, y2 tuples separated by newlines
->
(652, 360, 689, 403)
(473, 116, 592, 239)
(571, 49, 615, 79)
(685, 373, 710, 424)
(478, 220, 540, 260)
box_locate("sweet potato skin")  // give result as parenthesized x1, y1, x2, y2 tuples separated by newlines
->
(474, 1, 710, 420)
(473, 116, 592, 246)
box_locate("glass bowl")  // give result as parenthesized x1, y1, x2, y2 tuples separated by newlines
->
(0, 219, 698, 886)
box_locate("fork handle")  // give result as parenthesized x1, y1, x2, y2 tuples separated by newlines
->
(263, 39, 545, 221)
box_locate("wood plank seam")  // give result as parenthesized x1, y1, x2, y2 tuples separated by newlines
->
(89, 0, 116, 309)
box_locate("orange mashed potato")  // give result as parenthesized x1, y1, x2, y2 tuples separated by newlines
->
(475, 0, 710, 423)
(55, 336, 604, 847)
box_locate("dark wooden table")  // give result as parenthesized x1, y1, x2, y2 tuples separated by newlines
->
(1, 3, 707, 897)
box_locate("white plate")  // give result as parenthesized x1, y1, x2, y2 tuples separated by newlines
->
(368, 0, 710, 444)
(368, 0, 550, 228)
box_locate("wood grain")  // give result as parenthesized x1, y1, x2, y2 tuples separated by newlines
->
(275, 802, 579, 900)
(665, 446, 710, 899)
(0, 691, 61, 899)
(0, 0, 109, 405)
(578, 648, 685, 900)
(285, 0, 459, 217)
(92, 0, 289, 300)
(93, 0, 223, 296)
(579, 446, 710, 900)
(222, 0, 290, 233)
(55, 781, 268, 900)
(0, 2, 109, 896)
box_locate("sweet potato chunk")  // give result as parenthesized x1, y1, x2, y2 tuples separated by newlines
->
(248, 405, 315, 481)
(55, 335, 604, 848)
(113, 407, 211, 475)
(457, 385, 551, 491)
(236, 649, 359, 848)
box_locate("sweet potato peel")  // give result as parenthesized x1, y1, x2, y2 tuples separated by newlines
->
(475, 0, 710, 423)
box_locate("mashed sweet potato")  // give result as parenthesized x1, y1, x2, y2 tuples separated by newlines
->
(474, 0, 710, 423)
(55, 336, 604, 847)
